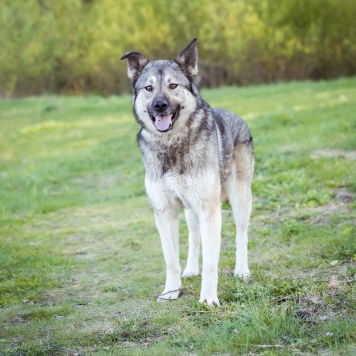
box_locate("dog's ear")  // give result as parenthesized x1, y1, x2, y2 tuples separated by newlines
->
(120, 51, 149, 80)
(174, 38, 198, 77)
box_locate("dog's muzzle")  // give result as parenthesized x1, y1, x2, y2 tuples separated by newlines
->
(151, 98, 180, 132)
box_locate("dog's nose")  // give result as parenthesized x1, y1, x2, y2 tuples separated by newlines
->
(154, 98, 168, 112)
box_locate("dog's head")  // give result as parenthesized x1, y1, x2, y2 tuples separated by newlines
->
(121, 38, 199, 134)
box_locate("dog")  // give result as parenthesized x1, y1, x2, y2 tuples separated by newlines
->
(121, 38, 254, 306)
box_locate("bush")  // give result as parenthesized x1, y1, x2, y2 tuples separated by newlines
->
(0, 0, 355, 97)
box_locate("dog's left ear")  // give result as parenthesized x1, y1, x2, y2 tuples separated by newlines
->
(174, 38, 198, 77)
(120, 51, 149, 80)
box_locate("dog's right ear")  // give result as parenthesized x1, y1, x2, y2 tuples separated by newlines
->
(120, 51, 149, 80)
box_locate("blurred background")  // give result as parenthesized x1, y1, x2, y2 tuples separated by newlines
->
(1, 0, 355, 97)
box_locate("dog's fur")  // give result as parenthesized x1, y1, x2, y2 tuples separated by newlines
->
(121, 38, 254, 305)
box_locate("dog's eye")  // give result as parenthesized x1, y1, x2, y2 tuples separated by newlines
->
(169, 84, 178, 90)
(145, 86, 153, 91)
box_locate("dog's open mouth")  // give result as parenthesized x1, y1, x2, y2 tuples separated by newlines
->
(152, 109, 179, 132)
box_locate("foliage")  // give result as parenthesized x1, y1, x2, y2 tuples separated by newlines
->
(0, 78, 355, 354)
(0, 0, 355, 96)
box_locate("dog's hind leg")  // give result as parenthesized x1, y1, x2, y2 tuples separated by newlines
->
(225, 145, 253, 278)
(182, 209, 200, 278)
(154, 208, 182, 301)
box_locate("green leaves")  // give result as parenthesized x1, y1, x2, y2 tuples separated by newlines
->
(0, 0, 355, 96)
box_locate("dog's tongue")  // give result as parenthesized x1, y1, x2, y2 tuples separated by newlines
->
(155, 114, 172, 131)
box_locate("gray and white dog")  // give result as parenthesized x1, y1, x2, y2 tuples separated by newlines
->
(121, 38, 254, 306)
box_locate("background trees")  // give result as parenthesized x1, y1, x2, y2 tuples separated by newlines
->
(0, 0, 355, 97)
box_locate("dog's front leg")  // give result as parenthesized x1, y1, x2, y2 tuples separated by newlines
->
(182, 209, 200, 278)
(198, 204, 222, 306)
(154, 208, 182, 301)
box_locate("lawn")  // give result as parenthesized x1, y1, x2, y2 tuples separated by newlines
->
(0, 78, 355, 355)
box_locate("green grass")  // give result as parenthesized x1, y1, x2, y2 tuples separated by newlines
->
(0, 78, 355, 355)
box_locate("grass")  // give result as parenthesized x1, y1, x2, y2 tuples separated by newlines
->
(0, 78, 355, 355)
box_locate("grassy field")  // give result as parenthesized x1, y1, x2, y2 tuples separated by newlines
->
(0, 78, 355, 355)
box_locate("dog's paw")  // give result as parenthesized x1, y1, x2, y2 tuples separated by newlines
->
(234, 269, 251, 279)
(199, 295, 220, 306)
(199, 287, 220, 306)
(157, 289, 181, 302)
(182, 267, 199, 278)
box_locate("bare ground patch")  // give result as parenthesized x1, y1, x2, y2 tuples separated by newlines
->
(311, 149, 356, 160)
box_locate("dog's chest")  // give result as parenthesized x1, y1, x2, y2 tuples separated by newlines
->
(146, 148, 221, 208)
(143, 138, 210, 178)
(163, 169, 219, 209)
